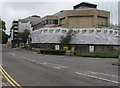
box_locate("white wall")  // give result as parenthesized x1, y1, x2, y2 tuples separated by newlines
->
(18, 21, 32, 32)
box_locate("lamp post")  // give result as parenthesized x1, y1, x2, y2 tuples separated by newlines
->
(118, 29, 120, 63)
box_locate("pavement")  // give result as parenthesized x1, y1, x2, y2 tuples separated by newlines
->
(1, 48, 119, 87)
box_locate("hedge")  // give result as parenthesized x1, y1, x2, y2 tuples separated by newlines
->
(40, 49, 66, 55)
(74, 52, 120, 58)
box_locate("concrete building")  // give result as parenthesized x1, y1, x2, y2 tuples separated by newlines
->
(9, 15, 40, 47)
(9, 21, 19, 47)
(10, 21, 19, 40)
(32, 2, 110, 30)
(32, 15, 58, 30)
(19, 15, 40, 32)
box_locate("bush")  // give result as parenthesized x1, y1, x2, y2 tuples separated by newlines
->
(74, 52, 119, 58)
(73, 52, 77, 55)
(40, 49, 66, 55)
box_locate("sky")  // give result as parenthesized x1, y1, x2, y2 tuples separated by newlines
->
(0, 0, 120, 34)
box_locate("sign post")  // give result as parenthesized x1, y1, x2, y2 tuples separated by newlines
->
(89, 45, 94, 52)
(55, 45, 60, 50)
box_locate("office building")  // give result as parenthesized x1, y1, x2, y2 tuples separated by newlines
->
(32, 2, 110, 30)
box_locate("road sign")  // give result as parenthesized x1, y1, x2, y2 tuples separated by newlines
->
(89, 46, 94, 52)
(55, 45, 60, 50)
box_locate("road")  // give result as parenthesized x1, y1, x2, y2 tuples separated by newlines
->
(2, 48, 119, 87)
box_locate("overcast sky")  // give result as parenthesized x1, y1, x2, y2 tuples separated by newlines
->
(0, 0, 119, 34)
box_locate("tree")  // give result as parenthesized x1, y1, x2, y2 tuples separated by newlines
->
(2, 31, 9, 44)
(60, 30, 73, 45)
(0, 20, 9, 44)
(0, 20, 6, 31)
(16, 30, 30, 44)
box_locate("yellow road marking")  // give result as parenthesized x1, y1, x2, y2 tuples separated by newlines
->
(0, 76, 3, 78)
(0, 65, 23, 88)
(0, 75, 2, 81)
(0, 70, 18, 88)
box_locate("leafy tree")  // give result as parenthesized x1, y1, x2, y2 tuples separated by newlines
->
(0, 20, 6, 30)
(1, 31, 9, 44)
(0, 20, 9, 44)
(60, 30, 73, 45)
(16, 30, 30, 44)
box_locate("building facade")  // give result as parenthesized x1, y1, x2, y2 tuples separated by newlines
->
(32, 2, 110, 30)
(32, 16, 58, 30)
(9, 21, 19, 47)
(9, 15, 40, 47)
(10, 21, 19, 40)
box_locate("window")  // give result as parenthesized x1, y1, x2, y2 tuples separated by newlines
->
(47, 20, 52, 24)
(54, 20, 58, 24)
(34, 22, 43, 29)
(44, 21, 47, 24)
(46, 20, 58, 24)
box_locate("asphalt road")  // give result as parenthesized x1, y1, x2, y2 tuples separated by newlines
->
(2, 48, 119, 86)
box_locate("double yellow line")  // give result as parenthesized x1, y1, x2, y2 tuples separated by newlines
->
(0, 65, 23, 88)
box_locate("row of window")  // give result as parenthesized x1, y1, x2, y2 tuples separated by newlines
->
(33, 20, 58, 29)
(47, 20, 58, 24)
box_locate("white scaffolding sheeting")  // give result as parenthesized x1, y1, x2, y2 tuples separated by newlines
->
(30, 28, 119, 45)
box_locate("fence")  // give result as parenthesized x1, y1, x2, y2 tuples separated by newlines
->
(32, 43, 120, 53)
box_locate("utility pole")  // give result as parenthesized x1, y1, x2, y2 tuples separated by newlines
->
(118, 28, 120, 64)
(117, 4, 120, 87)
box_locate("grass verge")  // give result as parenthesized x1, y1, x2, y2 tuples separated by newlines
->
(74, 52, 120, 58)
